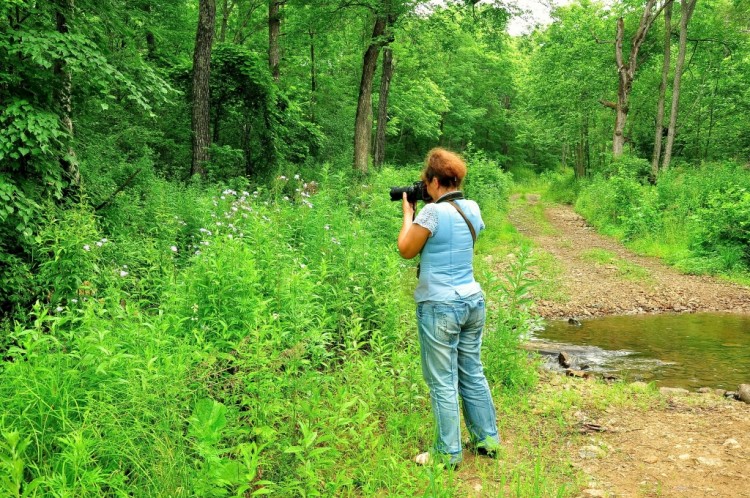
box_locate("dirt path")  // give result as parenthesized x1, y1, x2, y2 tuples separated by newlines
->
(504, 194, 750, 498)
(507, 194, 750, 319)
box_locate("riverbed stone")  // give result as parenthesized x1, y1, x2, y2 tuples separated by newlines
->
(659, 387, 690, 396)
(723, 438, 740, 449)
(697, 387, 712, 394)
(579, 445, 605, 459)
(737, 384, 750, 404)
(558, 351, 573, 368)
(696, 456, 723, 467)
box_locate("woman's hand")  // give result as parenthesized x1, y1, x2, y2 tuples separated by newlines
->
(397, 193, 429, 259)
(402, 192, 415, 220)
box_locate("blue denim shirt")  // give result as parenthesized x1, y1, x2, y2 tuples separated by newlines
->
(413, 195, 484, 303)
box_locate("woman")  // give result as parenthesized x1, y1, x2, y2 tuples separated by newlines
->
(397, 147, 500, 466)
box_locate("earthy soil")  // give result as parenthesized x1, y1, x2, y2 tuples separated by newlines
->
(503, 195, 750, 498)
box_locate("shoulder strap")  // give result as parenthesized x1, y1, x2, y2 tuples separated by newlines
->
(446, 200, 476, 247)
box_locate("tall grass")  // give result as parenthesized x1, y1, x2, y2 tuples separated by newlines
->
(0, 161, 560, 496)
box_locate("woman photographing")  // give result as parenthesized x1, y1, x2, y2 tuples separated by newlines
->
(397, 147, 501, 466)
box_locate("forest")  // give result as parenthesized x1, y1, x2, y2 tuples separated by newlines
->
(1, 0, 749, 495)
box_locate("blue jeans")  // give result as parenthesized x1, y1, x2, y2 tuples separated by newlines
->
(416, 292, 499, 464)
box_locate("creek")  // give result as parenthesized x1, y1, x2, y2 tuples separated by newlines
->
(529, 313, 750, 390)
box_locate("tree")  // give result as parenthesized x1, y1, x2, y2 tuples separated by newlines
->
(374, 4, 397, 167)
(192, 0, 217, 177)
(268, 0, 283, 81)
(606, 0, 665, 157)
(651, 0, 673, 178)
(662, 0, 698, 170)
(353, 9, 387, 174)
(53, 0, 80, 190)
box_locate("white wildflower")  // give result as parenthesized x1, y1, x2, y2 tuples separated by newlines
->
(170, 246, 178, 252)
(96, 241, 103, 247)
(120, 270, 128, 277)
(55, 306, 63, 312)
(83, 244, 91, 251)
(294, 174, 300, 180)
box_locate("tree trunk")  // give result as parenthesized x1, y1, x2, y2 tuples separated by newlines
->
(662, 0, 697, 171)
(374, 47, 393, 167)
(611, 0, 661, 157)
(219, 0, 233, 43)
(652, 0, 672, 178)
(268, 0, 281, 81)
(191, 0, 216, 177)
(353, 14, 386, 174)
(309, 29, 316, 122)
(54, 0, 80, 190)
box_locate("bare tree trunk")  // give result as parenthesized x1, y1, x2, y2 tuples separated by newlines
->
(54, 0, 80, 189)
(652, 0, 672, 178)
(353, 14, 386, 174)
(268, 0, 281, 81)
(611, 0, 661, 157)
(374, 46, 393, 167)
(309, 29, 316, 122)
(219, 0, 234, 43)
(662, 0, 697, 170)
(191, 0, 216, 177)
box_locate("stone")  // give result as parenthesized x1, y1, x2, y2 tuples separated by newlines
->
(643, 455, 658, 464)
(660, 387, 690, 395)
(724, 391, 738, 399)
(678, 453, 691, 460)
(697, 387, 712, 394)
(579, 445, 605, 459)
(723, 438, 741, 449)
(581, 489, 606, 497)
(714, 389, 726, 397)
(696, 456, 723, 467)
(558, 351, 573, 368)
(737, 384, 750, 404)
(567, 369, 593, 379)
(568, 317, 582, 326)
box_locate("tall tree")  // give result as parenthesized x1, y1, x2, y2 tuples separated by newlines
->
(269, 0, 283, 81)
(353, 10, 387, 174)
(54, 0, 80, 190)
(662, 0, 698, 170)
(651, 0, 673, 178)
(191, 0, 217, 177)
(606, 0, 664, 157)
(374, 3, 397, 167)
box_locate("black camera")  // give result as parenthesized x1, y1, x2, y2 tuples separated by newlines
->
(389, 181, 432, 203)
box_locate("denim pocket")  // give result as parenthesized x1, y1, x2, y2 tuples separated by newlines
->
(431, 303, 460, 343)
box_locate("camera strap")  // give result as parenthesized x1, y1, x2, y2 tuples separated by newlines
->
(435, 192, 476, 247)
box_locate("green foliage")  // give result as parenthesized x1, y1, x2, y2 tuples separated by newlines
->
(694, 186, 750, 268)
(463, 147, 513, 207)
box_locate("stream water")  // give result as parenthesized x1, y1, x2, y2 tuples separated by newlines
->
(529, 313, 750, 390)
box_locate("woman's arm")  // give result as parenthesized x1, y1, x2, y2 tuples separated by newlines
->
(397, 193, 430, 259)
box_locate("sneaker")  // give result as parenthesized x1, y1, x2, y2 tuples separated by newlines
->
(414, 451, 461, 468)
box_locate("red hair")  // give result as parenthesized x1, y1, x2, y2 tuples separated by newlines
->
(422, 148, 467, 188)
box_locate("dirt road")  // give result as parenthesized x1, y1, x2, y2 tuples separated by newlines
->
(504, 194, 750, 498)
(507, 194, 750, 319)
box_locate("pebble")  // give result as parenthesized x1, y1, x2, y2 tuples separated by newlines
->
(723, 438, 740, 449)
(579, 445, 606, 459)
(581, 489, 606, 497)
(678, 453, 691, 460)
(696, 456, 722, 467)
(660, 387, 690, 395)
(643, 455, 658, 464)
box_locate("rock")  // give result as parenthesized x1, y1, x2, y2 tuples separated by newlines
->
(568, 317, 582, 326)
(567, 369, 593, 379)
(643, 455, 658, 464)
(659, 387, 690, 396)
(724, 391, 738, 400)
(723, 438, 740, 449)
(697, 387, 712, 394)
(714, 389, 726, 397)
(678, 453, 691, 460)
(558, 351, 573, 368)
(579, 445, 605, 459)
(737, 384, 750, 404)
(581, 489, 606, 497)
(696, 456, 722, 467)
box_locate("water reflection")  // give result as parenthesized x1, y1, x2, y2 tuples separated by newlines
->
(531, 313, 750, 390)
